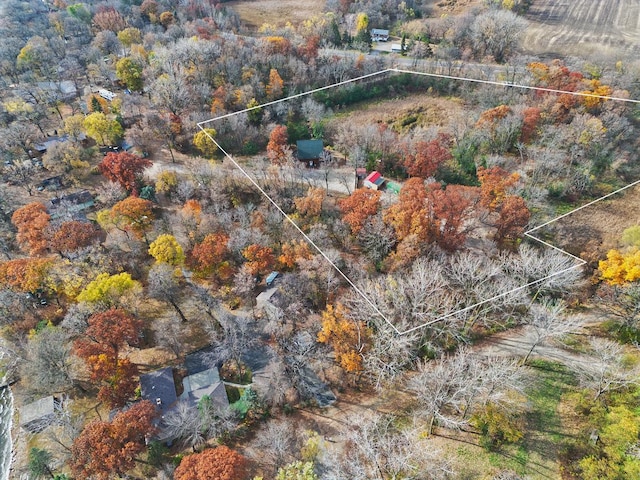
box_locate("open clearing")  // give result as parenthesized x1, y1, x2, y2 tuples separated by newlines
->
(226, 0, 325, 30)
(541, 184, 640, 262)
(326, 92, 465, 132)
(522, 0, 640, 59)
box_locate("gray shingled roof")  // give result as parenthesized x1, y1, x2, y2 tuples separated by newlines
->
(140, 367, 177, 414)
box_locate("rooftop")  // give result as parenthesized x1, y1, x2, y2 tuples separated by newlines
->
(140, 367, 178, 414)
(296, 139, 324, 160)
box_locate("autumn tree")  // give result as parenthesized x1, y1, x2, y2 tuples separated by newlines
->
(48, 221, 100, 257)
(189, 232, 231, 278)
(76, 272, 141, 307)
(242, 244, 275, 276)
(266, 68, 285, 100)
(278, 240, 313, 270)
(520, 107, 541, 144)
(403, 134, 452, 178)
(477, 166, 520, 210)
(0, 257, 53, 293)
(98, 151, 152, 195)
(148, 234, 184, 266)
(193, 128, 218, 158)
(74, 308, 143, 407)
(267, 125, 289, 165)
(83, 112, 123, 146)
(339, 188, 381, 234)
(600, 248, 640, 285)
(294, 187, 325, 219)
(318, 303, 370, 373)
(12, 202, 50, 256)
(494, 195, 530, 247)
(69, 400, 156, 480)
(174, 446, 248, 480)
(98, 196, 154, 241)
(92, 8, 127, 32)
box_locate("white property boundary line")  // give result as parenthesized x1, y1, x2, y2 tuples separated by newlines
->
(198, 67, 640, 336)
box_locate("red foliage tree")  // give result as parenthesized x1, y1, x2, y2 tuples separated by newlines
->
(338, 188, 381, 234)
(174, 446, 248, 480)
(494, 195, 530, 247)
(520, 107, 541, 144)
(98, 151, 152, 195)
(242, 244, 275, 276)
(11, 202, 50, 256)
(74, 309, 143, 408)
(48, 220, 100, 256)
(428, 184, 480, 251)
(69, 400, 156, 480)
(267, 125, 289, 165)
(404, 133, 453, 178)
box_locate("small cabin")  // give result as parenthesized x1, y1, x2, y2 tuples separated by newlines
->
(296, 139, 325, 167)
(98, 89, 116, 101)
(371, 29, 390, 42)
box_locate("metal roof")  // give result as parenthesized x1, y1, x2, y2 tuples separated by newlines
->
(140, 367, 177, 414)
(296, 139, 324, 160)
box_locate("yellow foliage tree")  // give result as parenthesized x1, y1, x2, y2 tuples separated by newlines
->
(155, 170, 178, 195)
(193, 128, 218, 158)
(76, 272, 141, 307)
(317, 303, 370, 373)
(148, 234, 185, 266)
(599, 248, 640, 285)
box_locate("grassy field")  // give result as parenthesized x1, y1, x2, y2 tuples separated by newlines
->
(225, 0, 326, 30)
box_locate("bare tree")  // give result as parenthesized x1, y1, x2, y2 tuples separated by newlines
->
(575, 337, 640, 400)
(469, 9, 527, 63)
(248, 418, 299, 474)
(20, 326, 73, 397)
(522, 300, 582, 364)
(148, 263, 188, 322)
(407, 348, 523, 434)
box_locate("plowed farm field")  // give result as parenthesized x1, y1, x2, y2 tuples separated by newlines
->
(521, 0, 640, 59)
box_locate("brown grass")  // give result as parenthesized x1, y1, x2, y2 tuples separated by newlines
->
(327, 93, 465, 133)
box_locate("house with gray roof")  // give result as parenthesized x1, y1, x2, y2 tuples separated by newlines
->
(179, 367, 229, 410)
(139, 367, 177, 414)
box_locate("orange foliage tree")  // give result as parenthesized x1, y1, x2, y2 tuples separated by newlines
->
(242, 244, 275, 276)
(294, 187, 325, 218)
(278, 240, 313, 270)
(105, 196, 154, 240)
(266, 68, 285, 99)
(98, 151, 152, 196)
(581, 79, 613, 110)
(338, 188, 381, 234)
(384, 179, 479, 253)
(48, 220, 100, 257)
(11, 202, 50, 256)
(317, 303, 370, 373)
(174, 446, 248, 480)
(477, 166, 520, 211)
(403, 133, 452, 178)
(69, 400, 156, 480)
(74, 308, 143, 408)
(188, 232, 231, 278)
(267, 125, 289, 165)
(0, 257, 53, 293)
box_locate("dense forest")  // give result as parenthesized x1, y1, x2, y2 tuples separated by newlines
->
(2, 0, 640, 479)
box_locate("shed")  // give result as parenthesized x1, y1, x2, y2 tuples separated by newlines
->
(297, 139, 324, 162)
(38, 175, 64, 191)
(371, 29, 390, 42)
(140, 367, 178, 414)
(391, 44, 403, 53)
(363, 171, 385, 190)
(20, 396, 58, 433)
(265, 271, 279, 287)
